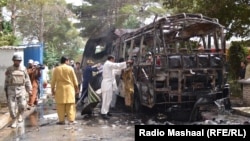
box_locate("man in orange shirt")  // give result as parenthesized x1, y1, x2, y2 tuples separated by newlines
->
(27, 60, 41, 108)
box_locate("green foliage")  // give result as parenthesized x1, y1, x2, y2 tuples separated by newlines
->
(242, 39, 250, 47)
(122, 15, 140, 29)
(71, 0, 116, 37)
(146, 5, 166, 15)
(120, 4, 136, 14)
(0, 21, 16, 46)
(7, 0, 83, 64)
(44, 35, 84, 68)
(0, 0, 7, 7)
(228, 80, 242, 97)
(70, 0, 159, 36)
(12, 36, 23, 46)
(2, 21, 13, 33)
(15, 0, 71, 42)
(69, 0, 169, 36)
(227, 41, 248, 80)
(162, 0, 250, 40)
(43, 42, 61, 68)
(0, 33, 16, 46)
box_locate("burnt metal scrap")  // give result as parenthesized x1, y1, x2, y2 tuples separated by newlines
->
(81, 13, 230, 122)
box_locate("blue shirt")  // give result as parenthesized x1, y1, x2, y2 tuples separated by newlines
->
(82, 65, 98, 89)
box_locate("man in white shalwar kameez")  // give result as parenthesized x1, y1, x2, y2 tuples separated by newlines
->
(101, 55, 132, 119)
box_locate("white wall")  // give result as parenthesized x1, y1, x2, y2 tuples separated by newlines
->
(0, 46, 25, 103)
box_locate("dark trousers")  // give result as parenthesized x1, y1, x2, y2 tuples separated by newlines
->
(75, 84, 81, 102)
(80, 87, 88, 103)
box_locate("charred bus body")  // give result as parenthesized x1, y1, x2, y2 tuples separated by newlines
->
(112, 13, 230, 121)
(81, 13, 230, 121)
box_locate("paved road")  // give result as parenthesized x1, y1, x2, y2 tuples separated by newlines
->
(1, 85, 250, 141)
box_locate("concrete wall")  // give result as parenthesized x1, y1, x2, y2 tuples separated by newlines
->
(243, 84, 250, 106)
(0, 46, 25, 104)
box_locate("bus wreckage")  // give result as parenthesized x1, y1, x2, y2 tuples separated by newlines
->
(80, 13, 231, 121)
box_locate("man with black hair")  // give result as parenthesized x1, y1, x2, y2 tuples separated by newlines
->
(51, 56, 79, 125)
(80, 60, 100, 104)
(100, 55, 132, 119)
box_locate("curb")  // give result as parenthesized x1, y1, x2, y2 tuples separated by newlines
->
(232, 107, 250, 117)
(0, 111, 11, 129)
(0, 106, 36, 130)
(0, 85, 51, 130)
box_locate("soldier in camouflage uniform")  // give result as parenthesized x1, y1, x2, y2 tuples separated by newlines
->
(4, 54, 32, 128)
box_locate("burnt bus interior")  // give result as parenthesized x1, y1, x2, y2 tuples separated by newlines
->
(114, 13, 230, 120)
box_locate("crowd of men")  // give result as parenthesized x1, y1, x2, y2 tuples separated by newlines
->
(4, 54, 132, 128)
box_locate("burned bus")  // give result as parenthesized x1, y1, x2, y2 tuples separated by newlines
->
(81, 13, 230, 121)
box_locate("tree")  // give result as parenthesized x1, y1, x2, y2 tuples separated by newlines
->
(163, 0, 250, 40)
(0, 0, 16, 46)
(227, 42, 248, 80)
(0, 21, 16, 46)
(69, 0, 124, 37)
(10, 0, 73, 43)
(0, 0, 7, 29)
(5, 0, 83, 62)
(122, 15, 140, 29)
(69, 0, 167, 36)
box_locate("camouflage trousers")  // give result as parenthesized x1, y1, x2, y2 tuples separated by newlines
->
(7, 93, 27, 119)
